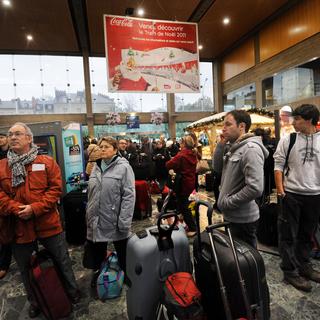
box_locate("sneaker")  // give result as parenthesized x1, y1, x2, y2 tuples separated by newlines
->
(284, 274, 312, 292)
(90, 270, 99, 288)
(70, 290, 81, 304)
(299, 264, 320, 283)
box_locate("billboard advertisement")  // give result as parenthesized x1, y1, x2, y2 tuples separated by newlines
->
(62, 123, 85, 193)
(104, 15, 199, 93)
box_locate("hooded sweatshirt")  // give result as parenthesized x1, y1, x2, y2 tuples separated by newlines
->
(274, 131, 320, 195)
(218, 135, 269, 223)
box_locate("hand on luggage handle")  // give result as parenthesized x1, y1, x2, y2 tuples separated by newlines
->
(157, 212, 179, 236)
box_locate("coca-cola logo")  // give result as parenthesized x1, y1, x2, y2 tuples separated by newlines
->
(110, 17, 133, 28)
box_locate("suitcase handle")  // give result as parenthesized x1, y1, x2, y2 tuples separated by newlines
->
(156, 213, 179, 251)
(195, 200, 214, 253)
(206, 222, 230, 232)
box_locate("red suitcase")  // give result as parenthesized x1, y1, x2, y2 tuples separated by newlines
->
(29, 249, 72, 320)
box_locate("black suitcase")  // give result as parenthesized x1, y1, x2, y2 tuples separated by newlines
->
(193, 200, 270, 320)
(63, 189, 87, 245)
(257, 202, 278, 247)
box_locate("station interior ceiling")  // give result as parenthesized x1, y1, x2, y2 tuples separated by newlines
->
(0, 0, 297, 60)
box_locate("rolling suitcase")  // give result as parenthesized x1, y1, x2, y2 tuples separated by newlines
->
(126, 191, 192, 320)
(193, 200, 270, 320)
(29, 249, 72, 320)
(63, 189, 87, 245)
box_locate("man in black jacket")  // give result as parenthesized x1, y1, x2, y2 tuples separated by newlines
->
(0, 131, 11, 279)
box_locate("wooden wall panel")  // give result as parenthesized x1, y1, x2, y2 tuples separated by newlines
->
(223, 33, 320, 94)
(260, 0, 320, 62)
(221, 38, 255, 82)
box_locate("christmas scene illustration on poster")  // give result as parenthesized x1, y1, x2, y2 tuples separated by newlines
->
(104, 15, 200, 93)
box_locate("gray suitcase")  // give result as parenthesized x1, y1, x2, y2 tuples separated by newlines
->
(126, 196, 192, 320)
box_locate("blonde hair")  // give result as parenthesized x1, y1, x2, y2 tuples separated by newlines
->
(181, 135, 195, 149)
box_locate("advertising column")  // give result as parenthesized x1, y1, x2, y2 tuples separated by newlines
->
(62, 123, 85, 193)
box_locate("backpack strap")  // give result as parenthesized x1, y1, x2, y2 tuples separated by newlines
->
(284, 132, 297, 176)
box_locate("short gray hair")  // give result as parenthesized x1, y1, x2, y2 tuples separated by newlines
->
(10, 122, 34, 142)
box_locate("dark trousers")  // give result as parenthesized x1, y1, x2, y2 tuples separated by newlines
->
(12, 232, 78, 307)
(0, 244, 12, 270)
(83, 238, 128, 273)
(177, 195, 197, 232)
(225, 220, 259, 249)
(278, 192, 320, 276)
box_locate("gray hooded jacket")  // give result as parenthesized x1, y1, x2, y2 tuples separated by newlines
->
(86, 156, 135, 242)
(218, 135, 269, 223)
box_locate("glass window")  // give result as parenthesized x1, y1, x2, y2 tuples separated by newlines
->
(223, 84, 256, 112)
(0, 54, 85, 115)
(175, 62, 214, 112)
(175, 122, 192, 138)
(262, 58, 320, 107)
(89, 57, 167, 113)
(93, 123, 169, 140)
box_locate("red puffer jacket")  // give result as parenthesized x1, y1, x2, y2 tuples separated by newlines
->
(166, 148, 197, 196)
(0, 155, 63, 244)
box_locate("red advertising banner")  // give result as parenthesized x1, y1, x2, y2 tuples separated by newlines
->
(104, 15, 200, 93)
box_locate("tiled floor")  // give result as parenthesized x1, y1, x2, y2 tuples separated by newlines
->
(1, 191, 320, 319)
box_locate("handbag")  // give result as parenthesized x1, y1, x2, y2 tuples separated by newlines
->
(96, 251, 125, 301)
(0, 215, 15, 245)
(196, 160, 210, 174)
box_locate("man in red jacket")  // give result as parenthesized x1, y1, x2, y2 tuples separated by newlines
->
(0, 122, 79, 318)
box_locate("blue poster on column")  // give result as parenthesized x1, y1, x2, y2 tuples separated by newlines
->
(62, 123, 85, 193)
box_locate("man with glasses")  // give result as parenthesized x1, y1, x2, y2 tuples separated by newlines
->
(118, 138, 129, 159)
(0, 122, 79, 318)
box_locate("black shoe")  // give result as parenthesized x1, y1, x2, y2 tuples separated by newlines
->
(90, 270, 99, 288)
(299, 264, 320, 283)
(284, 274, 312, 292)
(70, 290, 81, 304)
(28, 305, 41, 318)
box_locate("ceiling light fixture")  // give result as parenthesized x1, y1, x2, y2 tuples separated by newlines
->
(198, 45, 203, 50)
(26, 34, 33, 41)
(223, 17, 230, 25)
(137, 8, 144, 16)
(2, 0, 11, 7)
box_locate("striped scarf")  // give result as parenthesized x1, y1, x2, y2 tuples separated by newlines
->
(7, 144, 38, 187)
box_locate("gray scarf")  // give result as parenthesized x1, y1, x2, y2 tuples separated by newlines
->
(7, 144, 38, 187)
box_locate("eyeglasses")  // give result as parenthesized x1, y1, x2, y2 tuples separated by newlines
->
(7, 131, 28, 138)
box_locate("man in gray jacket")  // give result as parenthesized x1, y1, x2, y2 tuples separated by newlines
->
(217, 110, 268, 248)
(274, 104, 320, 292)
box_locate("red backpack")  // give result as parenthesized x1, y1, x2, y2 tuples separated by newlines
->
(162, 272, 205, 320)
